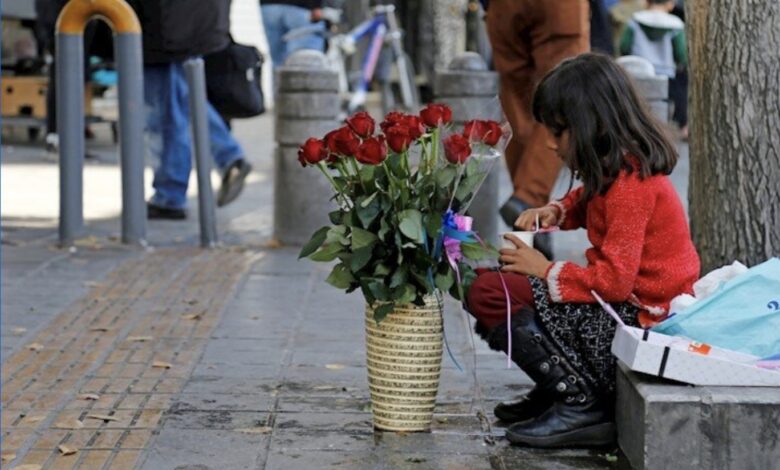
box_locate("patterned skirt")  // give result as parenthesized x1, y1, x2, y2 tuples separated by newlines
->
(528, 276, 640, 395)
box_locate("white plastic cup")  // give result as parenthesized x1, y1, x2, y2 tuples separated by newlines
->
(501, 231, 535, 249)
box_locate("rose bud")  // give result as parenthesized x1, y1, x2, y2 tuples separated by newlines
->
(356, 136, 388, 165)
(297, 137, 327, 167)
(483, 120, 503, 146)
(443, 134, 471, 164)
(463, 120, 489, 142)
(380, 111, 405, 133)
(420, 103, 452, 128)
(326, 126, 360, 156)
(346, 111, 375, 138)
(385, 125, 414, 153)
(401, 115, 425, 139)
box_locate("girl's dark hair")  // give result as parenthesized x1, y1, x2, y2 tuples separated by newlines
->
(532, 52, 678, 200)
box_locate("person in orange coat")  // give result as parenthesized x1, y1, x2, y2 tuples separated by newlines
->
(484, 0, 591, 257)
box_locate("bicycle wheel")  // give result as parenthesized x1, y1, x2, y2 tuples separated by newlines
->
(380, 52, 420, 115)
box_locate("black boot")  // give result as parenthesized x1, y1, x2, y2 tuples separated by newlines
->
(497, 310, 615, 447)
(479, 319, 553, 424)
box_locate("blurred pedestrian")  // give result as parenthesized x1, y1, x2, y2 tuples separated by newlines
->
(484, 0, 590, 258)
(127, 0, 253, 219)
(260, 0, 338, 69)
(619, 0, 688, 138)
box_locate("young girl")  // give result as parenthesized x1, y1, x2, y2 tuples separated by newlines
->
(468, 53, 700, 447)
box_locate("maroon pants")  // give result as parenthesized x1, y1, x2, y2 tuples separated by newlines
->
(468, 270, 536, 331)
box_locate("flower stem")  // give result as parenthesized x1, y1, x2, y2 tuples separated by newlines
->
(318, 162, 351, 209)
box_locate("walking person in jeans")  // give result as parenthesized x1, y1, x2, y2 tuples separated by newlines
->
(127, 0, 252, 220)
(260, 0, 336, 69)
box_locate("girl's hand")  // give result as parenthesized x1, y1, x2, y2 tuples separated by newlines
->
(514, 205, 560, 230)
(499, 234, 552, 278)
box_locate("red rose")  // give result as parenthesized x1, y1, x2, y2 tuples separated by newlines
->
(346, 111, 375, 138)
(380, 111, 405, 133)
(385, 125, 414, 153)
(401, 115, 425, 139)
(356, 136, 388, 165)
(297, 137, 327, 167)
(325, 126, 360, 156)
(443, 134, 471, 164)
(463, 120, 489, 142)
(483, 120, 503, 146)
(420, 103, 452, 128)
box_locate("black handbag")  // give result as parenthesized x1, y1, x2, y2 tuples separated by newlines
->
(204, 40, 266, 118)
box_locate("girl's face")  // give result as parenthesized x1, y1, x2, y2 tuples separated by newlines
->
(545, 127, 570, 160)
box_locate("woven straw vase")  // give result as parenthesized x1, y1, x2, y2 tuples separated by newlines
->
(364, 293, 443, 432)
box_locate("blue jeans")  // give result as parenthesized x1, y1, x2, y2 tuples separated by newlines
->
(144, 62, 244, 210)
(261, 4, 325, 68)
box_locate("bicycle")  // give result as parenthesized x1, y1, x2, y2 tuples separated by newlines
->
(284, 5, 420, 116)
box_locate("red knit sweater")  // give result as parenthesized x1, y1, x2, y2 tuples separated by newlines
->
(544, 167, 700, 328)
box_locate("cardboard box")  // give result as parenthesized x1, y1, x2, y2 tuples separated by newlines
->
(592, 291, 780, 386)
(1, 76, 93, 119)
(611, 325, 780, 386)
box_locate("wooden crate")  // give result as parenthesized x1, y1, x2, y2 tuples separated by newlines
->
(1, 75, 93, 119)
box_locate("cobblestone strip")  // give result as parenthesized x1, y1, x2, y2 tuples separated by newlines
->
(1, 248, 255, 469)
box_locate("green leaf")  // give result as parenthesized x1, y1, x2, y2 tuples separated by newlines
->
(378, 217, 392, 241)
(374, 263, 392, 276)
(359, 165, 376, 187)
(435, 165, 457, 188)
(389, 267, 408, 288)
(351, 227, 378, 250)
(355, 195, 381, 228)
(367, 280, 391, 302)
(298, 226, 329, 259)
(435, 270, 455, 293)
(325, 225, 349, 245)
(424, 214, 442, 239)
(455, 171, 486, 202)
(310, 243, 344, 262)
(398, 209, 424, 243)
(373, 302, 395, 323)
(351, 246, 373, 272)
(325, 263, 355, 289)
(391, 283, 416, 304)
(461, 242, 498, 261)
(328, 210, 343, 225)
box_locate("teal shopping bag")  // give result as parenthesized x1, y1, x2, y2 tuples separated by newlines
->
(653, 258, 780, 358)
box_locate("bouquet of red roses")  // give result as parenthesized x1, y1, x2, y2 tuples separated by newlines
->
(298, 104, 508, 321)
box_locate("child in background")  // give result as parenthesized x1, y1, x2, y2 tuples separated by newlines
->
(620, 0, 688, 138)
(467, 53, 699, 447)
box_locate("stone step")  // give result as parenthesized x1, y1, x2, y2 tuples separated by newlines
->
(616, 363, 780, 470)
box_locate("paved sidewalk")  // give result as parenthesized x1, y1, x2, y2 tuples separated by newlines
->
(0, 114, 692, 469)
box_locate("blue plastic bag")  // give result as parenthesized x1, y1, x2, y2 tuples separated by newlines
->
(653, 258, 780, 358)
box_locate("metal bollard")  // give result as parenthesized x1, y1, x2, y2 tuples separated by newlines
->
(56, 0, 146, 245)
(433, 52, 501, 245)
(273, 50, 341, 245)
(183, 59, 218, 248)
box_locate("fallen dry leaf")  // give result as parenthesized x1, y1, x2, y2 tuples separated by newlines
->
(57, 445, 78, 456)
(78, 393, 100, 401)
(26, 343, 44, 351)
(53, 419, 84, 430)
(11, 327, 27, 336)
(180, 313, 203, 321)
(21, 414, 46, 424)
(152, 361, 172, 369)
(1, 451, 16, 463)
(86, 414, 118, 422)
(74, 236, 102, 249)
(236, 426, 273, 434)
(325, 364, 345, 370)
(263, 238, 283, 249)
(126, 336, 153, 342)
(11, 465, 42, 470)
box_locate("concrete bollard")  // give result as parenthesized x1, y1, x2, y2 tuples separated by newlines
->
(617, 56, 670, 124)
(433, 52, 501, 244)
(273, 50, 341, 245)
